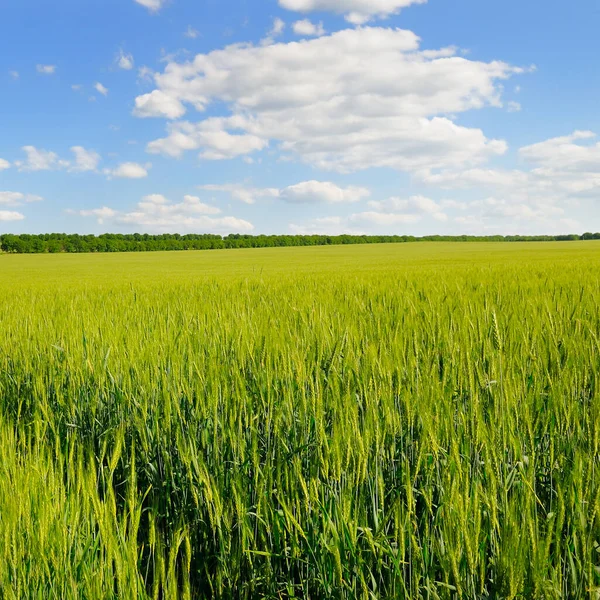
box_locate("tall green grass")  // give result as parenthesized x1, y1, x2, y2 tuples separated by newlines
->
(1, 242, 600, 598)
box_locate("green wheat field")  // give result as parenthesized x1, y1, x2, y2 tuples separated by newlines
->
(2, 242, 600, 599)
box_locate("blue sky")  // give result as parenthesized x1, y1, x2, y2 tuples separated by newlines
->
(1, 0, 599, 236)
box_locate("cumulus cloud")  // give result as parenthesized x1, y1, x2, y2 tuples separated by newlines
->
(292, 19, 326, 36)
(0, 211, 25, 222)
(15, 146, 100, 172)
(71, 207, 117, 224)
(289, 216, 365, 235)
(138, 27, 521, 172)
(105, 162, 150, 179)
(95, 82, 109, 96)
(268, 17, 285, 38)
(280, 180, 370, 203)
(279, 0, 426, 24)
(134, 90, 186, 119)
(199, 184, 279, 205)
(290, 197, 449, 234)
(350, 211, 422, 226)
(73, 194, 253, 233)
(184, 26, 200, 39)
(412, 130, 600, 233)
(366, 194, 448, 220)
(0, 191, 43, 206)
(519, 130, 600, 172)
(0, 190, 40, 223)
(419, 131, 600, 202)
(147, 118, 268, 159)
(134, 0, 167, 13)
(0, 159, 10, 171)
(16, 146, 70, 171)
(200, 180, 370, 204)
(117, 50, 134, 70)
(450, 198, 579, 236)
(70, 146, 101, 172)
(36, 64, 56, 75)
(337, 194, 449, 229)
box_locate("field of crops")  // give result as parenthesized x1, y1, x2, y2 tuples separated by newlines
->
(1, 242, 600, 599)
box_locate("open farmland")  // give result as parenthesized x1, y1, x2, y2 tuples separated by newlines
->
(2, 242, 600, 598)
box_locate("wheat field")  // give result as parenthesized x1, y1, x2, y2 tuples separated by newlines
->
(1, 242, 600, 598)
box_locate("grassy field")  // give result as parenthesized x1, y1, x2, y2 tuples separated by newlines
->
(1, 242, 600, 598)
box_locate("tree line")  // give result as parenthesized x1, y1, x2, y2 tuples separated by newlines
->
(0, 232, 598, 254)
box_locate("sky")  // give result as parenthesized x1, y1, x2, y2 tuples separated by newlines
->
(1, 0, 600, 237)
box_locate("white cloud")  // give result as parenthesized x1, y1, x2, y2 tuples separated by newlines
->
(0, 159, 10, 171)
(71, 84, 83, 91)
(200, 180, 369, 204)
(139, 27, 520, 172)
(95, 82, 109, 96)
(199, 184, 279, 205)
(147, 118, 268, 159)
(367, 194, 447, 220)
(74, 194, 252, 233)
(137, 65, 155, 84)
(417, 167, 530, 190)
(414, 130, 600, 233)
(117, 50, 134, 70)
(292, 19, 326, 36)
(16, 146, 70, 171)
(519, 130, 600, 172)
(280, 180, 370, 203)
(70, 146, 101, 172)
(279, 0, 426, 24)
(134, 90, 185, 119)
(15, 146, 101, 173)
(0, 191, 43, 206)
(105, 162, 149, 179)
(507, 101, 521, 113)
(9, 71, 19, 79)
(134, 0, 166, 13)
(70, 207, 117, 224)
(420, 131, 600, 202)
(289, 216, 365, 235)
(36, 64, 56, 75)
(269, 17, 286, 37)
(0, 211, 25, 222)
(469, 197, 564, 221)
(180, 195, 222, 214)
(184, 26, 200, 39)
(350, 211, 421, 226)
(339, 194, 449, 228)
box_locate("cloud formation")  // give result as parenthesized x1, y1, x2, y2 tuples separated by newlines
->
(95, 82, 109, 96)
(72, 194, 253, 233)
(0, 211, 25, 222)
(105, 162, 150, 179)
(16, 146, 70, 171)
(36, 64, 56, 75)
(134, 0, 167, 13)
(70, 146, 101, 172)
(117, 50, 134, 70)
(292, 19, 326, 36)
(279, 0, 427, 24)
(0, 191, 43, 206)
(15, 146, 100, 172)
(200, 180, 370, 205)
(137, 27, 522, 173)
